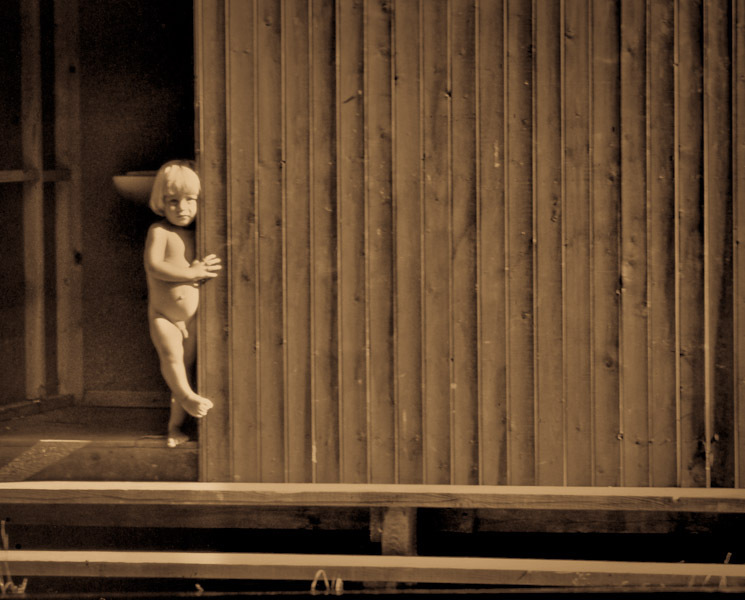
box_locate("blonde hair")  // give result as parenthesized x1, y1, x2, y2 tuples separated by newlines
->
(149, 160, 201, 217)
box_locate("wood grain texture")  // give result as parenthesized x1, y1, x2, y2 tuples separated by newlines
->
(365, 0, 396, 484)
(195, 0, 231, 482)
(562, 0, 593, 486)
(310, 0, 340, 484)
(21, 0, 45, 400)
(337, 0, 368, 484)
(476, 0, 507, 486)
(533, 0, 564, 486)
(284, 0, 313, 483)
(194, 0, 741, 487)
(703, 0, 734, 488)
(590, 0, 621, 487)
(392, 0, 424, 484)
(675, 0, 706, 488)
(7, 550, 745, 586)
(735, 0, 745, 488)
(504, 0, 534, 485)
(450, 0, 479, 485)
(421, 0, 452, 485)
(646, 0, 677, 487)
(619, 0, 648, 487)
(226, 0, 259, 483)
(4, 482, 745, 512)
(53, 0, 84, 401)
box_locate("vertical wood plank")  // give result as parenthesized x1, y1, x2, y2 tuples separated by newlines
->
(311, 0, 340, 483)
(21, 0, 45, 400)
(619, 0, 649, 487)
(284, 0, 313, 483)
(337, 0, 367, 483)
(533, 0, 565, 486)
(450, 0, 478, 485)
(703, 0, 734, 488)
(563, 0, 593, 485)
(646, 0, 677, 486)
(590, 0, 621, 487)
(196, 0, 232, 481)
(256, 0, 285, 483)
(675, 0, 706, 487)
(504, 0, 534, 485)
(53, 0, 84, 401)
(227, 0, 259, 482)
(393, 0, 424, 484)
(477, 0, 507, 485)
(421, 0, 452, 484)
(735, 0, 745, 488)
(365, 0, 396, 484)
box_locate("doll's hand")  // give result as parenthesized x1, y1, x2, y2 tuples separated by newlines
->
(190, 254, 222, 282)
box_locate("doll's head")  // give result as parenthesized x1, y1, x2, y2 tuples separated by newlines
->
(149, 160, 201, 217)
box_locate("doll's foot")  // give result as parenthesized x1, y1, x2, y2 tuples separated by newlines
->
(167, 429, 190, 448)
(178, 394, 213, 418)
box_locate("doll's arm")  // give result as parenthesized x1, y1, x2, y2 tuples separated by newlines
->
(144, 225, 220, 283)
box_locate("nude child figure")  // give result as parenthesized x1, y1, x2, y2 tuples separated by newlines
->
(144, 160, 222, 447)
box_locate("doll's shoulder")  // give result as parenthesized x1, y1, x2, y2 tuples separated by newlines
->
(147, 220, 176, 237)
(145, 220, 177, 245)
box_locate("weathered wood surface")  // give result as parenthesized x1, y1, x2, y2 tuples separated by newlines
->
(6, 550, 745, 587)
(735, 0, 745, 488)
(2, 482, 745, 512)
(195, 0, 742, 486)
(21, 0, 45, 401)
(53, 0, 84, 401)
(196, 0, 231, 482)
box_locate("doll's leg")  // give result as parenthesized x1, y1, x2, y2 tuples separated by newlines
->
(167, 400, 189, 447)
(166, 320, 197, 447)
(149, 313, 213, 418)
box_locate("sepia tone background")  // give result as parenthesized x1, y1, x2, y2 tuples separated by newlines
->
(1, 0, 745, 489)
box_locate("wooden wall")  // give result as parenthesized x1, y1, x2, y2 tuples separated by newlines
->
(195, 0, 745, 487)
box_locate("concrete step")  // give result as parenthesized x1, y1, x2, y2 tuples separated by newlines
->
(0, 406, 198, 481)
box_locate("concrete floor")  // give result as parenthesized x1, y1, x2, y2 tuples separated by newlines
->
(0, 406, 197, 482)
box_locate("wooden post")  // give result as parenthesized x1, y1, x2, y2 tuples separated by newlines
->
(54, 0, 84, 400)
(195, 0, 231, 482)
(380, 507, 417, 556)
(368, 506, 416, 590)
(21, 0, 45, 400)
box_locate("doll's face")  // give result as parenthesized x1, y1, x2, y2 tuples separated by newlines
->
(163, 191, 198, 227)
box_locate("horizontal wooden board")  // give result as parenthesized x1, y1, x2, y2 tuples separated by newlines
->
(6, 550, 745, 587)
(2, 482, 745, 512)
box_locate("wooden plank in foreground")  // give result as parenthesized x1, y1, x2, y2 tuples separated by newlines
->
(5, 551, 745, 588)
(1, 483, 745, 512)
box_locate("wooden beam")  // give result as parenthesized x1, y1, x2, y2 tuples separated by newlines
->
(0, 170, 72, 183)
(5, 550, 745, 587)
(1, 483, 745, 513)
(21, 0, 45, 400)
(195, 0, 231, 483)
(53, 0, 84, 400)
